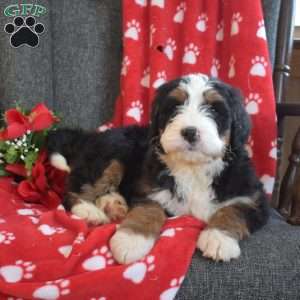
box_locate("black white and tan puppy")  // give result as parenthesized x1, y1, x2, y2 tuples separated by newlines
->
(46, 126, 148, 224)
(47, 73, 269, 264)
(109, 73, 269, 263)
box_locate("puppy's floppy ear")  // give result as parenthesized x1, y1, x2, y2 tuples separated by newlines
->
(228, 87, 251, 150)
(148, 92, 162, 142)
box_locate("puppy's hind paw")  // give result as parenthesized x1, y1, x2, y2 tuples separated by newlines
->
(71, 201, 109, 225)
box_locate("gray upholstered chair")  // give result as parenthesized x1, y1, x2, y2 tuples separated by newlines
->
(0, 1, 299, 299)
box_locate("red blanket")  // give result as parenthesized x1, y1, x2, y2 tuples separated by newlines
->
(0, 178, 204, 299)
(1, 1, 276, 299)
(104, 0, 276, 195)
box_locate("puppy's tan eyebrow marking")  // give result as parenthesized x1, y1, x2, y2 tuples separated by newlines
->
(203, 89, 224, 103)
(168, 88, 188, 102)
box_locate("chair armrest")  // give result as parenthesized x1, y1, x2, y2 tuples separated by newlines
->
(278, 126, 300, 225)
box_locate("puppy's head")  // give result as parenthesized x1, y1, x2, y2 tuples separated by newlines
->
(149, 74, 250, 163)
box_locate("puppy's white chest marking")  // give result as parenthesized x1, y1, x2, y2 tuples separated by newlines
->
(149, 160, 224, 222)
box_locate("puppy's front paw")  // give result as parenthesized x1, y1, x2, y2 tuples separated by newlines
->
(110, 229, 155, 264)
(71, 201, 109, 225)
(197, 228, 241, 262)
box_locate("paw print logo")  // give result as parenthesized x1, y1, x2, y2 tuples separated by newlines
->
(141, 67, 150, 88)
(269, 139, 277, 160)
(82, 246, 115, 271)
(0, 230, 15, 245)
(123, 255, 155, 284)
(216, 21, 224, 41)
(121, 56, 131, 76)
(150, 24, 156, 46)
(33, 279, 70, 300)
(163, 38, 177, 61)
(210, 58, 221, 78)
(245, 93, 262, 115)
(151, 0, 165, 8)
(135, 0, 147, 7)
(250, 56, 268, 77)
(231, 12, 242, 36)
(196, 13, 208, 32)
(160, 276, 185, 300)
(228, 56, 236, 78)
(38, 224, 66, 236)
(173, 2, 186, 24)
(124, 19, 141, 41)
(0, 217, 6, 224)
(182, 43, 200, 64)
(126, 100, 144, 122)
(0, 260, 36, 283)
(257, 20, 266, 40)
(260, 174, 275, 195)
(152, 71, 167, 88)
(161, 227, 183, 237)
(4, 16, 45, 48)
(245, 136, 254, 158)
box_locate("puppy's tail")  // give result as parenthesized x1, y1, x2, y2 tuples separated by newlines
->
(46, 128, 85, 173)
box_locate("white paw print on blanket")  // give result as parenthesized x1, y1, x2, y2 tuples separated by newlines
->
(228, 55, 236, 78)
(182, 43, 200, 64)
(163, 38, 177, 61)
(123, 255, 155, 284)
(126, 100, 144, 122)
(150, 24, 156, 46)
(135, 0, 147, 7)
(151, 0, 164, 8)
(245, 93, 262, 115)
(124, 19, 141, 40)
(33, 279, 70, 300)
(160, 276, 185, 300)
(90, 297, 106, 300)
(17, 208, 41, 224)
(245, 136, 254, 158)
(0, 217, 5, 224)
(196, 13, 208, 32)
(210, 58, 221, 78)
(250, 56, 267, 77)
(58, 245, 73, 258)
(257, 20, 266, 40)
(161, 227, 183, 238)
(269, 139, 277, 160)
(141, 67, 150, 88)
(121, 56, 131, 76)
(231, 12, 242, 36)
(74, 232, 85, 244)
(153, 71, 167, 88)
(38, 224, 66, 236)
(173, 2, 186, 24)
(260, 175, 275, 194)
(82, 246, 114, 271)
(0, 260, 36, 283)
(216, 21, 224, 41)
(0, 230, 15, 244)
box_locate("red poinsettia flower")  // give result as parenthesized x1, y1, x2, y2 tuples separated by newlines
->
(17, 151, 67, 209)
(0, 103, 58, 140)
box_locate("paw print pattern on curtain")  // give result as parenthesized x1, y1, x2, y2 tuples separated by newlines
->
(103, 0, 276, 195)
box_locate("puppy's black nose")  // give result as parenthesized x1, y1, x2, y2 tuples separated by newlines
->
(181, 127, 198, 144)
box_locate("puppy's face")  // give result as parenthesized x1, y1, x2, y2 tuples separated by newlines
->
(150, 74, 250, 163)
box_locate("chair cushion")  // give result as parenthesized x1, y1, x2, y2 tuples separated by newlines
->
(176, 209, 300, 300)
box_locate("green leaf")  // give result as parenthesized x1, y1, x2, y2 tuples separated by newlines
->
(0, 141, 8, 151)
(4, 145, 19, 163)
(0, 164, 8, 176)
(24, 151, 38, 170)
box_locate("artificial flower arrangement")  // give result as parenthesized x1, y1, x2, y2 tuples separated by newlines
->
(0, 103, 66, 208)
